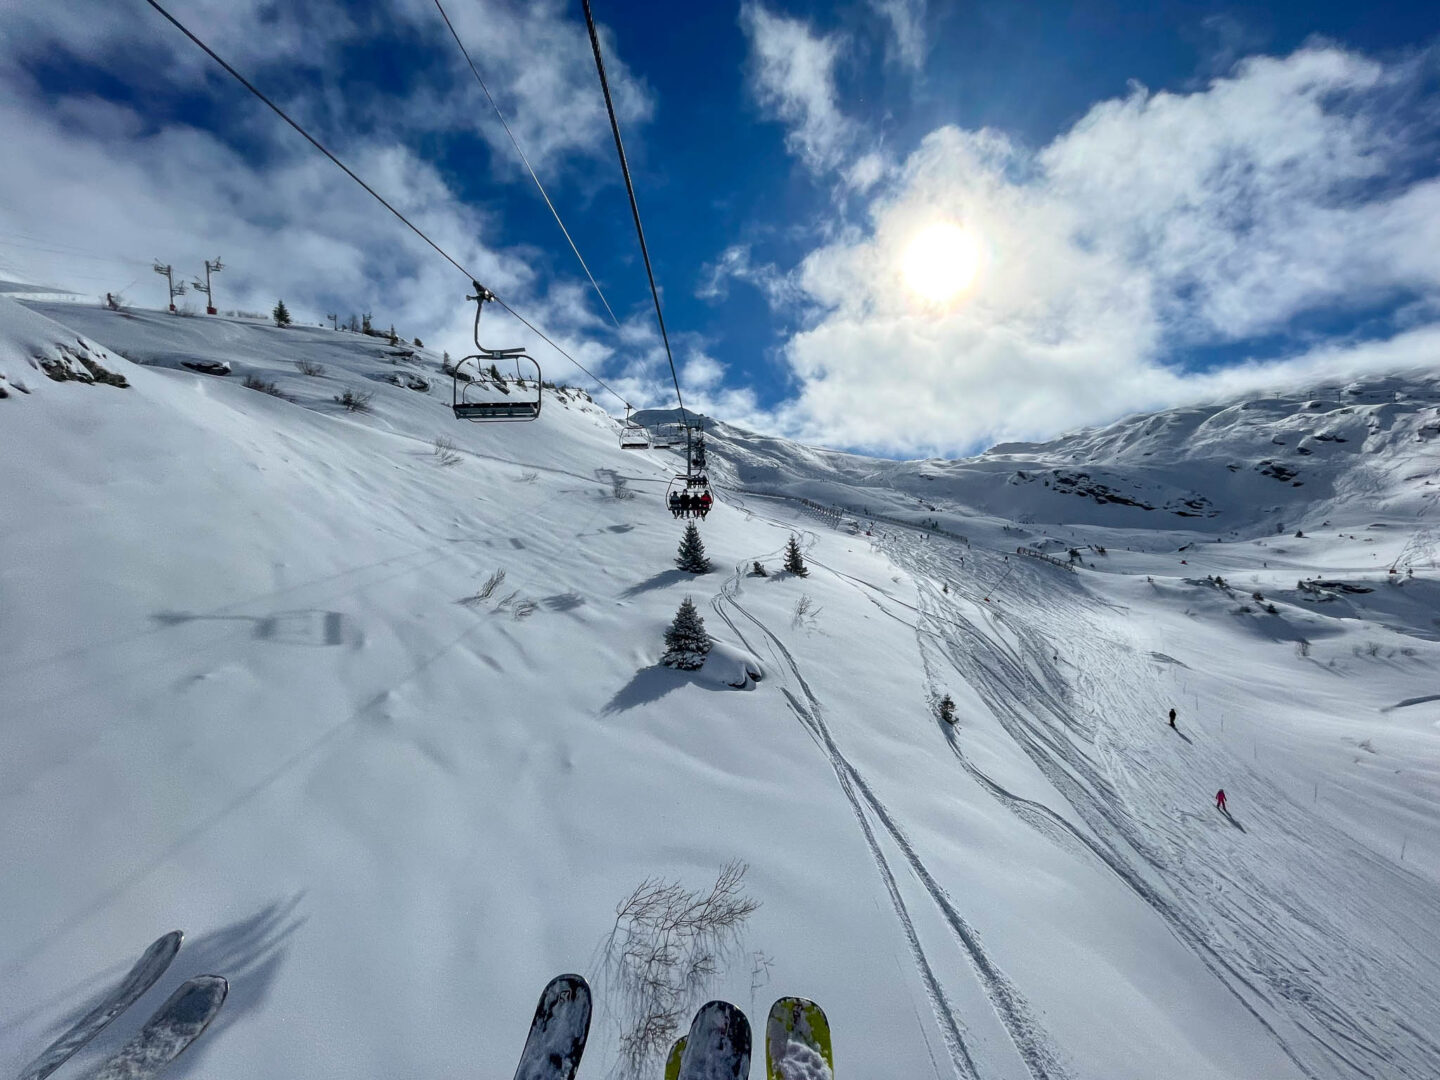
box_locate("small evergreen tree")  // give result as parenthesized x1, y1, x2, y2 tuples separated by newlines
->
(662, 596, 713, 670)
(388, 325, 399, 346)
(676, 522, 712, 574)
(938, 694, 957, 724)
(750, 560, 767, 577)
(783, 535, 808, 576)
(413, 337, 423, 347)
(272, 299, 291, 327)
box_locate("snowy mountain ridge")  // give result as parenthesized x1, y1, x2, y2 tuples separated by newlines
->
(689, 371, 1440, 536)
(3, 296, 1440, 1080)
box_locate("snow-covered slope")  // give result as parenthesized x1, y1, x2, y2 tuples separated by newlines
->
(3, 297, 1439, 1080)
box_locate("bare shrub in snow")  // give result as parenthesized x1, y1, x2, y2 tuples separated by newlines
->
(459, 568, 506, 606)
(334, 388, 373, 412)
(432, 436, 461, 466)
(791, 593, 821, 630)
(600, 861, 760, 1080)
(243, 374, 292, 400)
(295, 359, 326, 377)
(1295, 639, 1311, 659)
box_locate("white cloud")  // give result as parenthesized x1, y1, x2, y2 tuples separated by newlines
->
(762, 44, 1440, 455)
(0, 0, 656, 399)
(696, 244, 802, 310)
(739, 3, 855, 175)
(869, 0, 927, 72)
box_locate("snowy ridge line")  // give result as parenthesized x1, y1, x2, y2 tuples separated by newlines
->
(900, 535, 1440, 1079)
(709, 580, 978, 1080)
(716, 570, 1074, 1080)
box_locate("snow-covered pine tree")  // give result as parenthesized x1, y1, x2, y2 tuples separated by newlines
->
(662, 596, 713, 670)
(939, 694, 956, 724)
(676, 522, 712, 574)
(388, 325, 399, 346)
(272, 299, 291, 327)
(783, 535, 808, 576)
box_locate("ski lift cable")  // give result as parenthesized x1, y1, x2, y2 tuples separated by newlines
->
(139, 0, 635, 412)
(580, 0, 692, 442)
(430, 0, 622, 332)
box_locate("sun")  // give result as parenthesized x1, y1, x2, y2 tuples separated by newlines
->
(901, 221, 982, 304)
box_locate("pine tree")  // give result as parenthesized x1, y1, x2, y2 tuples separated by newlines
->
(662, 596, 713, 670)
(413, 337, 423, 347)
(388, 325, 399, 346)
(272, 299, 291, 327)
(939, 694, 956, 724)
(750, 560, 767, 577)
(783, 535, 808, 576)
(361, 312, 373, 335)
(675, 522, 712, 574)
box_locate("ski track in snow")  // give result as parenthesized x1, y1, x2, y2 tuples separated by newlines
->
(878, 531, 1440, 1080)
(714, 551, 1074, 1080)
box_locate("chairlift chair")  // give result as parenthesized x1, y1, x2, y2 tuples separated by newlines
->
(451, 283, 541, 422)
(619, 407, 651, 449)
(665, 471, 712, 504)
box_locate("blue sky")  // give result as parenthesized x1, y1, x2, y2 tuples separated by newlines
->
(2, 0, 1438, 456)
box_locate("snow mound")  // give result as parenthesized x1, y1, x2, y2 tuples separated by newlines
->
(0, 296, 129, 393)
(696, 640, 765, 689)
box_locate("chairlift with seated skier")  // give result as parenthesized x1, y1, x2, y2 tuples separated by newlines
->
(665, 470, 712, 518)
(451, 283, 542, 422)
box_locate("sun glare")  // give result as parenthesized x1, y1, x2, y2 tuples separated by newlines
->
(901, 222, 982, 304)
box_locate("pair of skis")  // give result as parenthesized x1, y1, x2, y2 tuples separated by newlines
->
(515, 975, 830, 1080)
(663, 997, 832, 1080)
(16, 931, 227, 1080)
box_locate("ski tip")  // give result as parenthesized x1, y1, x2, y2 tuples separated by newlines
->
(170, 975, 229, 1022)
(539, 974, 591, 1015)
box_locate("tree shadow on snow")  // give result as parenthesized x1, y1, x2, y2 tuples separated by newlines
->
(600, 664, 731, 715)
(618, 568, 690, 599)
(29, 895, 305, 1079)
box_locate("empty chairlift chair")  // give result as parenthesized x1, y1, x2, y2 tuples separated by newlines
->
(619, 408, 652, 449)
(451, 283, 542, 423)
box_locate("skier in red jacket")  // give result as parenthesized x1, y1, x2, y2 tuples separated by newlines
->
(1215, 789, 1228, 812)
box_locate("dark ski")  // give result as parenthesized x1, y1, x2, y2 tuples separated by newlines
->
(512, 974, 592, 1080)
(19, 931, 184, 1080)
(80, 975, 227, 1080)
(677, 1001, 751, 1080)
